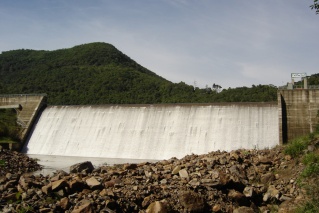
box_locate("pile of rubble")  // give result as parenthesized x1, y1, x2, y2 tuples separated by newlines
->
(0, 147, 306, 212)
(0, 146, 41, 176)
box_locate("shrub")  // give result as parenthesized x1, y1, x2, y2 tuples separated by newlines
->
(301, 153, 319, 178)
(295, 201, 319, 213)
(284, 136, 310, 158)
(302, 163, 319, 178)
(294, 134, 319, 213)
(308, 132, 315, 140)
(0, 159, 5, 166)
(303, 153, 319, 165)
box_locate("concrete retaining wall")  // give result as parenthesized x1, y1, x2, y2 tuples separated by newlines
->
(278, 90, 319, 143)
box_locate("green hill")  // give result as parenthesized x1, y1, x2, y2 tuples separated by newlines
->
(0, 42, 277, 104)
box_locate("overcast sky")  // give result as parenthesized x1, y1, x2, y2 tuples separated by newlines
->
(0, 0, 318, 89)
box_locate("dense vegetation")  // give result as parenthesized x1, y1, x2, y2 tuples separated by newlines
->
(0, 42, 278, 105)
(0, 109, 20, 143)
(284, 133, 319, 213)
(283, 109, 319, 212)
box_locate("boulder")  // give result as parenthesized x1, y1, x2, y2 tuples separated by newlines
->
(146, 201, 168, 213)
(72, 199, 93, 213)
(243, 186, 254, 197)
(70, 161, 94, 173)
(172, 165, 181, 175)
(123, 163, 138, 170)
(69, 179, 86, 192)
(258, 155, 273, 164)
(260, 172, 275, 184)
(233, 206, 255, 213)
(179, 169, 189, 179)
(263, 185, 280, 202)
(41, 183, 52, 194)
(52, 179, 68, 191)
(60, 197, 70, 210)
(85, 177, 102, 190)
(179, 190, 205, 212)
(228, 190, 249, 206)
(212, 204, 221, 212)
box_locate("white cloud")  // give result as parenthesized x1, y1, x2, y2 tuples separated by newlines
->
(238, 62, 289, 85)
(0, 0, 318, 89)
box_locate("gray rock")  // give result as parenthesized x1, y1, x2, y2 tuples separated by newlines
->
(243, 186, 254, 197)
(172, 165, 181, 175)
(52, 179, 68, 191)
(85, 177, 101, 189)
(263, 185, 280, 202)
(179, 169, 189, 179)
(279, 194, 292, 201)
(146, 201, 168, 213)
(60, 197, 70, 210)
(71, 199, 92, 213)
(179, 190, 205, 212)
(233, 206, 255, 213)
(123, 163, 138, 170)
(260, 173, 275, 184)
(70, 161, 94, 173)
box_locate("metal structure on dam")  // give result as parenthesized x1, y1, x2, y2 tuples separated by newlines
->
(1, 89, 319, 160)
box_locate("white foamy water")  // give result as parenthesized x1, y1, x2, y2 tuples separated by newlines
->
(23, 104, 279, 160)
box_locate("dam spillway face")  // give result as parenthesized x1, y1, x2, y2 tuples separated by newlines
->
(24, 104, 279, 160)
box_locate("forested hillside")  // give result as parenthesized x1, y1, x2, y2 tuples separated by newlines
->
(0, 42, 277, 104)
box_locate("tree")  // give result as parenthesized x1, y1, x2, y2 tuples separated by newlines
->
(310, 0, 319, 14)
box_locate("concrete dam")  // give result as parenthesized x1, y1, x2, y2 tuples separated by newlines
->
(3, 90, 318, 161)
(23, 103, 279, 160)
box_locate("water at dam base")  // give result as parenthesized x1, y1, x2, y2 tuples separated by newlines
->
(27, 154, 157, 175)
(23, 103, 279, 165)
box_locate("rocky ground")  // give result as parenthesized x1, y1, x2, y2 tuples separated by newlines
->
(0, 145, 308, 213)
(0, 146, 42, 176)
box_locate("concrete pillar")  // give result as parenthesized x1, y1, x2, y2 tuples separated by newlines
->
(304, 77, 308, 89)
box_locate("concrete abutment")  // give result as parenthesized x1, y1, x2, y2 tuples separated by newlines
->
(0, 94, 47, 150)
(278, 90, 319, 144)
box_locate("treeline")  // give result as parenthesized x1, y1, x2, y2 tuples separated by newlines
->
(0, 42, 278, 105)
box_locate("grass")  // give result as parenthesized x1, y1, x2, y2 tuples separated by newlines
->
(0, 137, 18, 143)
(301, 153, 319, 178)
(295, 202, 319, 213)
(8, 192, 35, 213)
(284, 135, 312, 158)
(284, 133, 319, 213)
